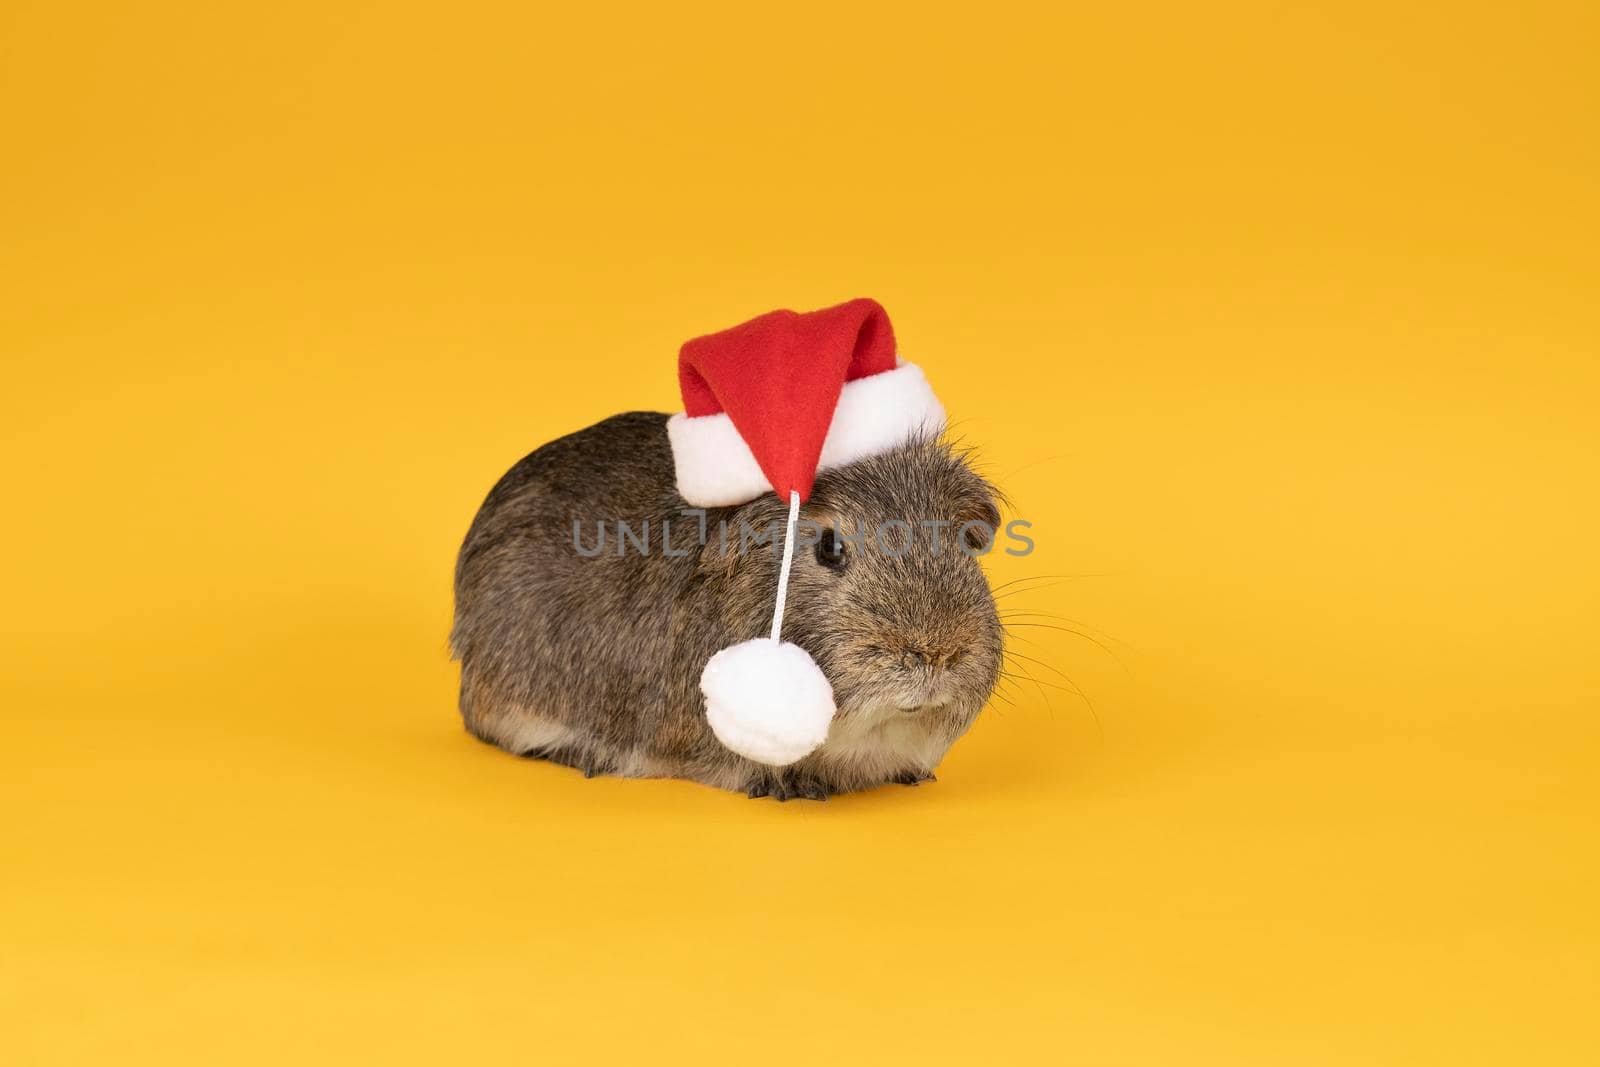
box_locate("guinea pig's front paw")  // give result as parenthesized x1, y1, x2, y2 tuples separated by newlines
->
(890, 769, 937, 786)
(744, 769, 833, 803)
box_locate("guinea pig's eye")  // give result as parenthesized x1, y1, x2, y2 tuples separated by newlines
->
(814, 528, 848, 571)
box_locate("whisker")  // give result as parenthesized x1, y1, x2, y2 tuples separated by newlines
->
(997, 453, 1071, 481)
(1001, 659, 1104, 740)
(1004, 653, 1091, 709)
(998, 611, 1134, 647)
(997, 667, 1055, 713)
(993, 581, 1072, 600)
(999, 659, 1082, 699)
(989, 573, 1100, 595)
(991, 573, 1118, 597)
(1005, 648, 1082, 688)
(999, 618, 1135, 672)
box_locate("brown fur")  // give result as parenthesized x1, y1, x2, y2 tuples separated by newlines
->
(450, 412, 1003, 800)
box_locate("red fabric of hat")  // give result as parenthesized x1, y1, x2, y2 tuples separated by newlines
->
(677, 298, 896, 503)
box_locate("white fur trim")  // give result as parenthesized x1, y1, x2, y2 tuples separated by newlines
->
(666, 408, 772, 507)
(701, 638, 836, 766)
(817, 361, 946, 471)
(667, 361, 946, 507)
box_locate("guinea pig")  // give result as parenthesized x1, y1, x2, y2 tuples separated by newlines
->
(450, 411, 1005, 800)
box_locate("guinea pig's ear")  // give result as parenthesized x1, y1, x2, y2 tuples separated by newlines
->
(959, 490, 1003, 553)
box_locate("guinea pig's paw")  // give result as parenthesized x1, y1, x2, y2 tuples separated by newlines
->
(743, 769, 832, 802)
(779, 774, 834, 802)
(700, 638, 836, 767)
(777, 773, 833, 802)
(890, 769, 937, 787)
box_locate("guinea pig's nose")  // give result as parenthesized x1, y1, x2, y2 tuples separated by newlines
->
(899, 649, 965, 670)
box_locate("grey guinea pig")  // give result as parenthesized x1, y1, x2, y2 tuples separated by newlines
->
(450, 412, 1005, 800)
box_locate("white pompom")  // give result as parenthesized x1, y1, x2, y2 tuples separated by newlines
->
(700, 638, 836, 767)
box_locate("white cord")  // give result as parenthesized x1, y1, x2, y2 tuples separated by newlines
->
(769, 490, 801, 641)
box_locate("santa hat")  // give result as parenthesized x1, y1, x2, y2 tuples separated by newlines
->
(666, 298, 946, 767)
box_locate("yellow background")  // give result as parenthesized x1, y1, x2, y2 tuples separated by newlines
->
(4, 1, 1597, 1062)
